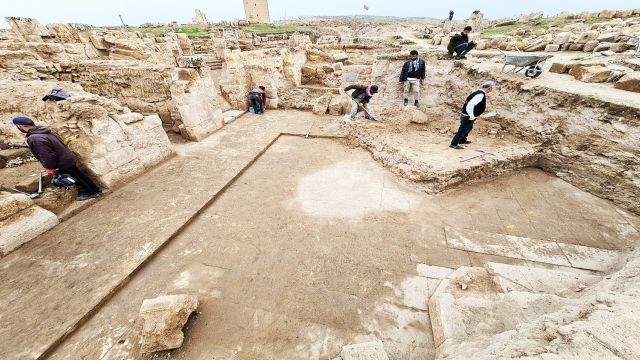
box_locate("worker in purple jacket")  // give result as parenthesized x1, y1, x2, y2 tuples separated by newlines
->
(11, 116, 101, 201)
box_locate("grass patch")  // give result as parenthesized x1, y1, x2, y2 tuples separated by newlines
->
(135, 25, 209, 38)
(244, 23, 309, 34)
(481, 17, 610, 37)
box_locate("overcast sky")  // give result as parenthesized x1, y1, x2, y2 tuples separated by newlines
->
(1, 1, 637, 27)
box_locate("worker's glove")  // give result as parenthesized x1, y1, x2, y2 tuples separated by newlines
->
(469, 115, 476, 121)
(46, 169, 55, 175)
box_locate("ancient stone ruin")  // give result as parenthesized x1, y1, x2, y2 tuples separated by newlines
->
(0, 5, 639, 360)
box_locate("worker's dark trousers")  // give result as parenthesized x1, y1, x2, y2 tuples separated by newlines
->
(250, 95, 263, 113)
(450, 115, 475, 146)
(454, 42, 476, 57)
(58, 165, 101, 195)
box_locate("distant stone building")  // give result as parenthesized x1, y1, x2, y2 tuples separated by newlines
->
(192, 9, 209, 25)
(243, 0, 270, 23)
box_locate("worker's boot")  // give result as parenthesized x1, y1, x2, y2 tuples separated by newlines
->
(414, 100, 419, 107)
(403, 98, 408, 106)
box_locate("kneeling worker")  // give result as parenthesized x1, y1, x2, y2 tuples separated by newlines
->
(344, 84, 379, 121)
(447, 26, 476, 60)
(450, 81, 494, 149)
(248, 86, 267, 114)
(11, 116, 102, 201)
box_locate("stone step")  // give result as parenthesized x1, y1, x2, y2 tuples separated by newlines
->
(428, 263, 597, 357)
(445, 227, 624, 272)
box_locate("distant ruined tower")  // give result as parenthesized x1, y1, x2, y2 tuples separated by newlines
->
(243, 0, 270, 23)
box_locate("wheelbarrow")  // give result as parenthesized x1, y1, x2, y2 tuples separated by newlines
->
(497, 49, 553, 78)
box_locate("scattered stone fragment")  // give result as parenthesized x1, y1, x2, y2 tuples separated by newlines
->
(341, 340, 390, 360)
(615, 72, 640, 93)
(139, 294, 199, 353)
(312, 93, 333, 115)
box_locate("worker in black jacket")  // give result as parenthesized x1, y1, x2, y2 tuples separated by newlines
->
(450, 81, 494, 149)
(343, 84, 379, 121)
(447, 26, 476, 60)
(399, 50, 426, 107)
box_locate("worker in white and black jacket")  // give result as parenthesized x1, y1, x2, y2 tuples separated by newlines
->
(399, 50, 426, 107)
(450, 81, 494, 149)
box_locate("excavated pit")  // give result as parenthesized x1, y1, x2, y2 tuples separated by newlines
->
(2, 12, 640, 360)
(316, 53, 640, 218)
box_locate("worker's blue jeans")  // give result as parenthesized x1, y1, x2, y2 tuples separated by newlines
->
(454, 42, 476, 57)
(451, 115, 475, 146)
(249, 95, 263, 113)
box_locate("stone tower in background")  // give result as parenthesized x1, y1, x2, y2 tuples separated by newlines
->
(243, 0, 270, 23)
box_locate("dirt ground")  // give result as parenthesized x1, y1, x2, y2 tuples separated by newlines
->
(48, 130, 638, 359)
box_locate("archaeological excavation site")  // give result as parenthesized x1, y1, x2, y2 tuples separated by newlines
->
(1, 2, 640, 359)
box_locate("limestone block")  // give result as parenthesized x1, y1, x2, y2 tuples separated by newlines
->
(598, 10, 616, 19)
(341, 340, 389, 360)
(312, 93, 332, 115)
(15, 174, 52, 193)
(176, 55, 204, 68)
(594, 42, 631, 53)
(0, 192, 33, 221)
(5, 17, 50, 42)
(112, 112, 144, 125)
(0, 206, 59, 257)
(485, 262, 601, 297)
(583, 40, 600, 52)
(524, 40, 547, 52)
(333, 52, 349, 62)
(544, 44, 560, 52)
(615, 72, 640, 93)
(170, 70, 224, 141)
(597, 32, 620, 43)
(575, 30, 599, 44)
(549, 62, 572, 74)
(89, 33, 109, 50)
(328, 95, 349, 116)
(139, 295, 198, 353)
(429, 287, 468, 348)
(0, 148, 29, 162)
(616, 9, 634, 18)
(475, 39, 488, 50)
(417, 264, 454, 279)
(553, 32, 573, 45)
(568, 43, 584, 51)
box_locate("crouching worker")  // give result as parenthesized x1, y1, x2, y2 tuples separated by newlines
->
(247, 86, 267, 114)
(447, 26, 476, 60)
(344, 84, 379, 121)
(450, 81, 494, 149)
(11, 117, 102, 201)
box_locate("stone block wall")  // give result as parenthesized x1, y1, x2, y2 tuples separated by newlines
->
(0, 80, 174, 189)
(1, 17, 224, 141)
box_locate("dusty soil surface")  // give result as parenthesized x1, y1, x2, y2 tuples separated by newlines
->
(48, 132, 638, 359)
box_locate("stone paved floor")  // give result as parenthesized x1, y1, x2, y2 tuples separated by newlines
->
(48, 134, 638, 360)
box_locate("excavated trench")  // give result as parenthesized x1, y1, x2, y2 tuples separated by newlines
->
(326, 53, 640, 216)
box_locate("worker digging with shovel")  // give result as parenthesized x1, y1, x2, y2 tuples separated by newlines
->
(343, 84, 380, 121)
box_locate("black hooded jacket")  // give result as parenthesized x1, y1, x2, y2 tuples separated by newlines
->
(26, 126, 76, 170)
(344, 85, 375, 103)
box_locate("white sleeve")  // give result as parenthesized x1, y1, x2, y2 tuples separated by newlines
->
(465, 93, 484, 116)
